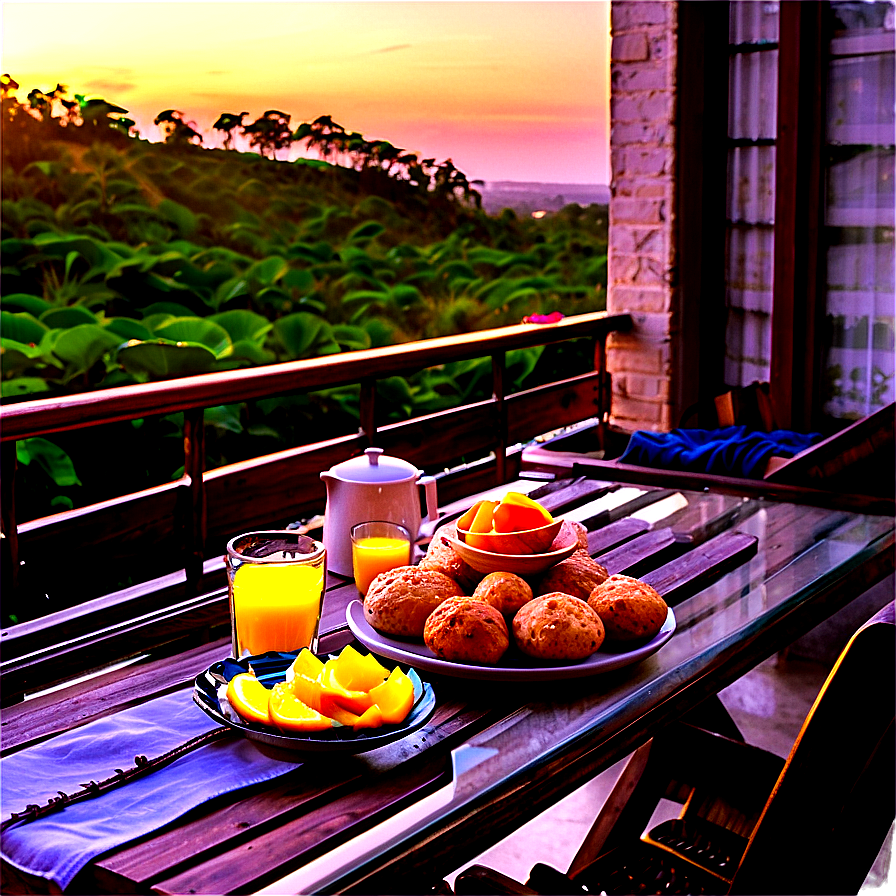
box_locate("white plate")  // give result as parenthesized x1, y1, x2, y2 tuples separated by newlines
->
(346, 600, 676, 682)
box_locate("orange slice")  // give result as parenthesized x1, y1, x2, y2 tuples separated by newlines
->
(269, 682, 335, 733)
(226, 673, 272, 726)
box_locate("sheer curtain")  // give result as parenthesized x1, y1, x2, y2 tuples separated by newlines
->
(822, 0, 895, 420)
(724, 1, 779, 388)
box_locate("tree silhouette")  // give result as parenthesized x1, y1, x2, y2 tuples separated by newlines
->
(78, 95, 132, 132)
(294, 115, 345, 163)
(154, 109, 202, 146)
(243, 109, 292, 159)
(213, 111, 248, 150)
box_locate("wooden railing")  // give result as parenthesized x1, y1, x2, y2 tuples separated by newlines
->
(0, 312, 630, 660)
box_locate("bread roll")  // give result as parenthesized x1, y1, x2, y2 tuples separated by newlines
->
(424, 596, 510, 665)
(472, 571, 533, 618)
(512, 592, 605, 662)
(363, 566, 464, 638)
(588, 574, 668, 642)
(418, 523, 483, 592)
(534, 550, 608, 601)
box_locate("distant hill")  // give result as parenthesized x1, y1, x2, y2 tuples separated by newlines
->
(479, 181, 611, 215)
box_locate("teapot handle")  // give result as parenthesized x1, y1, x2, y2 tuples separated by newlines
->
(419, 475, 439, 524)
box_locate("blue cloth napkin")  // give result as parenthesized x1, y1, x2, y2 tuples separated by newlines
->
(619, 426, 821, 479)
(1, 689, 302, 891)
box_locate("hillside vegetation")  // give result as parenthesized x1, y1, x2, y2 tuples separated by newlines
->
(1, 77, 608, 527)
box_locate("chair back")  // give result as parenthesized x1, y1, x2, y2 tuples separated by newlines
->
(731, 602, 895, 894)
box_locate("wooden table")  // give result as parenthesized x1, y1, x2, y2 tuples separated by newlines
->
(2, 474, 893, 895)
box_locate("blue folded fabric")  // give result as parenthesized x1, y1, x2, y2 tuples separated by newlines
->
(1, 690, 302, 891)
(619, 426, 821, 479)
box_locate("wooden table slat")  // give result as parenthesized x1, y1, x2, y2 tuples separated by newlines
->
(642, 531, 760, 605)
(586, 517, 651, 556)
(598, 527, 680, 577)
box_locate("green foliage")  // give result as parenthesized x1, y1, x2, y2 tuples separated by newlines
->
(2, 78, 608, 524)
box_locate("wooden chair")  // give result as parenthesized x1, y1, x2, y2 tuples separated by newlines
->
(454, 602, 895, 896)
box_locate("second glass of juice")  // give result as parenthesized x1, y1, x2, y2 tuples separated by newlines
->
(351, 521, 411, 595)
(226, 531, 327, 658)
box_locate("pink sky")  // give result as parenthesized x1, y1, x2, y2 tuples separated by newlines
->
(3, 1, 611, 184)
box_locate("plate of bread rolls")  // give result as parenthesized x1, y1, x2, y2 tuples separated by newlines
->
(345, 512, 675, 681)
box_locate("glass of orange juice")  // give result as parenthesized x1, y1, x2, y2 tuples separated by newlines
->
(351, 521, 412, 595)
(225, 531, 327, 658)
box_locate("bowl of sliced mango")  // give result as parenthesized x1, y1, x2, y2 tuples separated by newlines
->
(193, 644, 436, 752)
(451, 492, 577, 575)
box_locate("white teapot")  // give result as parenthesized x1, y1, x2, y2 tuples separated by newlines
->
(320, 447, 438, 575)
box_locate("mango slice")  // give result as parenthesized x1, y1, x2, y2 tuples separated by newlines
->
(226, 673, 272, 726)
(328, 643, 390, 692)
(492, 492, 553, 533)
(352, 704, 385, 731)
(225, 646, 416, 734)
(319, 661, 376, 716)
(286, 648, 325, 682)
(369, 667, 415, 724)
(269, 682, 336, 733)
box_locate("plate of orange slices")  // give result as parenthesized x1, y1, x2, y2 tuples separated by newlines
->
(193, 645, 436, 752)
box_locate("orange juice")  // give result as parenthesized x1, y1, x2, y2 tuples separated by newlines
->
(352, 536, 411, 595)
(232, 562, 324, 656)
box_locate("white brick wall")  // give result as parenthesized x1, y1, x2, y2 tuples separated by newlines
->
(607, 0, 678, 433)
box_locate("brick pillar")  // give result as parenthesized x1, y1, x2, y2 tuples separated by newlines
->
(607, 1, 678, 433)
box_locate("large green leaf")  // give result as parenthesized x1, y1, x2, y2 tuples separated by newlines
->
(246, 256, 289, 287)
(142, 302, 196, 318)
(1, 311, 49, 345)
(2, 294, 53, 316)
(1, 377, 51, 399)
(157, 199, 198, 237)
(117, 339, 218, 378)
(283, 268, 314, 293)
(52, 324, 122, 376)
(40, 306, 99, 329)
(273, 312, 339, 359)
(16, 437, 81, 487)
(103, 317, 154, 341)
(208, 310, 271, 344)
(363, 317, 399, 348)
(332, 324, 371, 351)
(31, 232, 123, 271)
(154, 317, 232, 357)
(347, 221, 385, 243)
(204, 404, 244, 434)
(0, 340, 51, 377)
(226, 339, 275, 364)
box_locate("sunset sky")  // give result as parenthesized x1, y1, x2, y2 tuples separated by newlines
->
(2, 1, 610, 185)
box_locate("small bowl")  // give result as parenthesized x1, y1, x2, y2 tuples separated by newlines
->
(448, 522, 578, 576)
(456, 517, 563, 555)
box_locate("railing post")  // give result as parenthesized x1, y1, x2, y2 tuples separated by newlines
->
(1, 441, 19, 595)
(183, 408, 207, 594)
(594, 334, 611, 452)
(359, 377, 377, 447)
(492, 352, 508, 484)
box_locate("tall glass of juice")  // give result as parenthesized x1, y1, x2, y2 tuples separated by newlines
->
(351, 521, 412, 595)
(226, 531, 327, 658)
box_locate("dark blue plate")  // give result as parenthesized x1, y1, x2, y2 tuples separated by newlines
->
(193, 650, 436, 753)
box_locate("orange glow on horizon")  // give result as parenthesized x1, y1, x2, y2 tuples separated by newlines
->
(3, 1, 611, 184)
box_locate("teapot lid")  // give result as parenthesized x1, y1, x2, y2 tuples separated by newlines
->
(329, 447, 418, 483)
